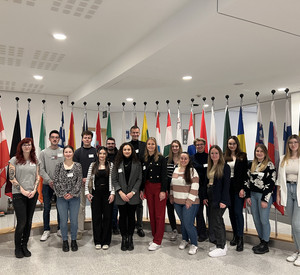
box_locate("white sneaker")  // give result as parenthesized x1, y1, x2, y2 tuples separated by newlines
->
(57, 229, 62, 238)
(148, 242, 161, 251)
(294, 257, 300, 267)
(210, 244, 227, 252)
(188, 245, 198, 255)
(208, 247, 227, 258)
(102, 245, 109, 250)
(149, 241, 153, 246)
(40, 230, 50, 241)
(170, 229, 178, 241)
(95, 244, 101, 250)
(287, 252, 299, 262)
(179, 240, 189, 250)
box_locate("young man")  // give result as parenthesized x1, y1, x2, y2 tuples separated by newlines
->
(129, 126, 146, 237)
(106, 137, 119, 234)
(74, 130, 97, 240)
(39, 130, 64, 241)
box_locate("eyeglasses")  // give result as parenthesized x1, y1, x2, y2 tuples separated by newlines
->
(196, 144, 205, 146)
(106, 143, 115, 145)
(50, 136, 59, 139)
(22, 144, 32, 147)
(288, 141, 299, 145)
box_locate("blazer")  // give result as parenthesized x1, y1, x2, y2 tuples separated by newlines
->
(112, 161, 142, 205)
(276, 155, 300, 207)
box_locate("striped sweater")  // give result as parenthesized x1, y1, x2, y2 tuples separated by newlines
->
(170, 167, 200, 206)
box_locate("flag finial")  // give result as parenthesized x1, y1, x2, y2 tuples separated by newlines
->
(166, 100, 169, 105)
(211, 96, 215, 101)
(156, 101, 159, 105)
(177, 100, 181, 104)
(285, 88, 289, 97)
(42, 99, 46, 104)
(240, 94, 244, 106)
(202, 97, 206, 103)
(271, 90, 276, 100)
(133, 102, 136, 106)
(27, 98, 31, 103)
(107, 102, 111, 106)
(60, 101, 63, 105)
(71, 101, 74, 106)
(16, 97, 19, 101)
(97, 102, 100, 107)
(122, 102, 125, 107)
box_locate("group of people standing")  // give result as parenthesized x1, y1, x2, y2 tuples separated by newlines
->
(8, 125, 300, 266)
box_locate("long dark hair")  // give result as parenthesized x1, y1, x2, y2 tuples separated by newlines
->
(16, 138, 37, 164)
(180, 152, 194, 184)
(224, 136, 242, 162)
(114, 143, 138, 168)
(92, 146, 109, 176)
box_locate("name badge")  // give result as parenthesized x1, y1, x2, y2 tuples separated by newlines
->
(57, 153, 63, 157)
(143, 166, 146, 170)
(51, 155, 57, 160)
(203, 164, 208, 168)
(118, 168, 122, 173)
(89, 154, 94, 158)
(135, 149, 139, 153)
(67, 173, 73, 177)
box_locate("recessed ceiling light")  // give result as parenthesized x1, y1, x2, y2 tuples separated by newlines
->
(126, 98, 133, 102)
(53, 33, 67, 40)
(33, 75, 43, 80)
(182, 76, 192, 80)
(277, 88, 286, 92)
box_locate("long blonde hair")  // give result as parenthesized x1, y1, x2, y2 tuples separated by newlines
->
(280, 135, 300, 167)
(207, 145, 225, 179)
(251, 144, 271, 172)
(144, 137, 160, 162)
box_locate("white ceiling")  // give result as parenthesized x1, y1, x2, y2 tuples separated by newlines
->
(1, 0, 299, 113)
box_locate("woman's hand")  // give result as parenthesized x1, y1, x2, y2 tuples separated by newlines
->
(185, 202, 191, 209)
(119, 191, 129, 202)
(203, 199, 208, 206)
(126, 192, 134, 200)
(261, 201, 268, 208)
(159, 192, 166, 201)
(27, 189, 36, 199)
(20, 186, 30, 197)
(108, 194, 115, 204)
(140, 190, 144, 200)
(246, 198, 251, 206)
(220, 202, 226, 209)
(239, 189, 245, 198)
(86, 193, 93, 203)
(64, 193, 73, 200)
(276, 195, 281, 206)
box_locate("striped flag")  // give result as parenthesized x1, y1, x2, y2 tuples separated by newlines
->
(163, 108, 173, 156)
(187, 108, 196, 156)
(95, 112, 102, 147)
(210, 105, 217, 147)
(223, 105, 232, 151)
(155, 110, 162, 153)
(68, 111, 76, 149)
(58, 106, 66, 148)
(237, 106, 246, 152)
(38, 107, 46, 202)
(255, 102, 264, 145)
(176, 105, 182, 143)
(141, 112, 149, 142)
(200, 109, 208, 153)
(283, 98, 292, 154)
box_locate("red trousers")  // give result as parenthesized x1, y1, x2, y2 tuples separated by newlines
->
(145, 182, 167, 245)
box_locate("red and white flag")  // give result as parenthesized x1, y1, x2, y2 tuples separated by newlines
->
(156, 109, 163, 153)
(187, 108, 196, 155)
(200, 109, 208, 153)
(163, 108, 173, 157)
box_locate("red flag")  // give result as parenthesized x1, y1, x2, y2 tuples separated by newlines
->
(200, 109, 208, 153)
(68, 111, 76, 149)
(95, 112, 102, 147)
(0, 108, 10, 197)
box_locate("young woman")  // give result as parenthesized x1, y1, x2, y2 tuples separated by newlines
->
(54, 145, 82, 252)
(85, 146, 115, 250)
(204, 145, 230, 258)
(170, 152, 199, 255)
(224, 136, 248, 251)
(141, 137, 167, 251)
(245, 144, 276, 254)
(112, 143, 142, 251)
(276, 135, 300, 266)
(166, 140, 182, 241)
(9, 138, 39, 258)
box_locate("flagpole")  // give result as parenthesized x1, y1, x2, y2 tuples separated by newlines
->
(122, 102, 125, 143)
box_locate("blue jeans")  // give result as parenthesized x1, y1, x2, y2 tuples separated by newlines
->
(56, 196, 80, 241)
(42, 184, 60, 231)
(174, 203, 199, 246)
(286, 183, 300, 251)
(250, 192, 272, 242)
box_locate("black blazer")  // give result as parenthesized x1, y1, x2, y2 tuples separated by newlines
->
(130, 140, 146, 162)
(112, 161, 142, 205)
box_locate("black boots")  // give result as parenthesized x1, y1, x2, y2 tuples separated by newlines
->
(127, 235, 134, 251)
(253, 240, 269, 254)
(121, 236, 128, 251)
(71, 240, 78, 251)
(62, 240, 69, 252)
(15, 247, 24, 258)
(230, 235, 237, 246)
(21, 244, 32, 257)
(236, 236, 244, 252)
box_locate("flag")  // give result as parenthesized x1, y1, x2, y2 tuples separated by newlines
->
(68, 111, 76, 149)
(268, 100, 284, 215)
(210, 105, 217, 147)
(283, 98, 292, 154)
(187, 108, 196, 156)
(26, 109, 33, 139)
(176, 106, 182, 143)
(5, 109, 21, 198)
(200, 109, 208, 153)
(0, 107, 10, 197)
(95, 112, 102, 147)
(255, 102, 264, 145)
(223, 105, 232, 151)
(155, 110, 162, 153)
(106, 112, 112, 139)
(121, 109, 126, 143)
(83, 109, 88, 132)
(58, 107, 66, 148)
(141, 112, 149, 142)
(237, 106, 246, 152)
(38, 108, 46, 203)
(163, 109, 173, 156)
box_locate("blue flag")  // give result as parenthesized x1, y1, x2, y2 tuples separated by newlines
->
(25, 109, 33, 139)
(283, 98, 292, 154)
(58, 108, 65, 148)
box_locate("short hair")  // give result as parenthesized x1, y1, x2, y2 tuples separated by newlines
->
(106, 137, 116, 143)
(130, 126, 140, 132)
(193, 138, 206, 146)
(49, 130, 60, 138)
(63, 145, 74, 153)
(81, 130, 93, 138)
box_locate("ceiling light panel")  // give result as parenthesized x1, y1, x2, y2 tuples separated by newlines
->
(7, 0, 37, 7)
(22, 83, 44, 93)
(50, 0, 102, 19)
(0, 44, 24, 67)
(30, 50, 65, 71)
(0, 80, 17, 91)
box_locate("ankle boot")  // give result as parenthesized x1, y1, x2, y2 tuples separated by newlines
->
(21, 244, 32, 257)
(236, 236, 244, 252)
(254, 240, 269, 254)
(252, 238, 263, 251)
(15, 247, 24, 258)
(121, 236, 127, 251)
(230, 235, 237, 246)
(128, 235, 134, 251)
(62, 240, 69, 252)
(71, 240, 78, 251)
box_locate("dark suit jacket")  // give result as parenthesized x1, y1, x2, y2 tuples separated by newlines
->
(130, 140, 146, 162)
(112, 161, 142, 205)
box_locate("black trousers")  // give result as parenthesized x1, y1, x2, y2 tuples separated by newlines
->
(196, 200, 208, 239)
(119, 203, 137, 237)
(13, 192, 38, 248)
(91, 187, 113, 245)
(166, 197, 177, 231)
(135, 200, 143, 230)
